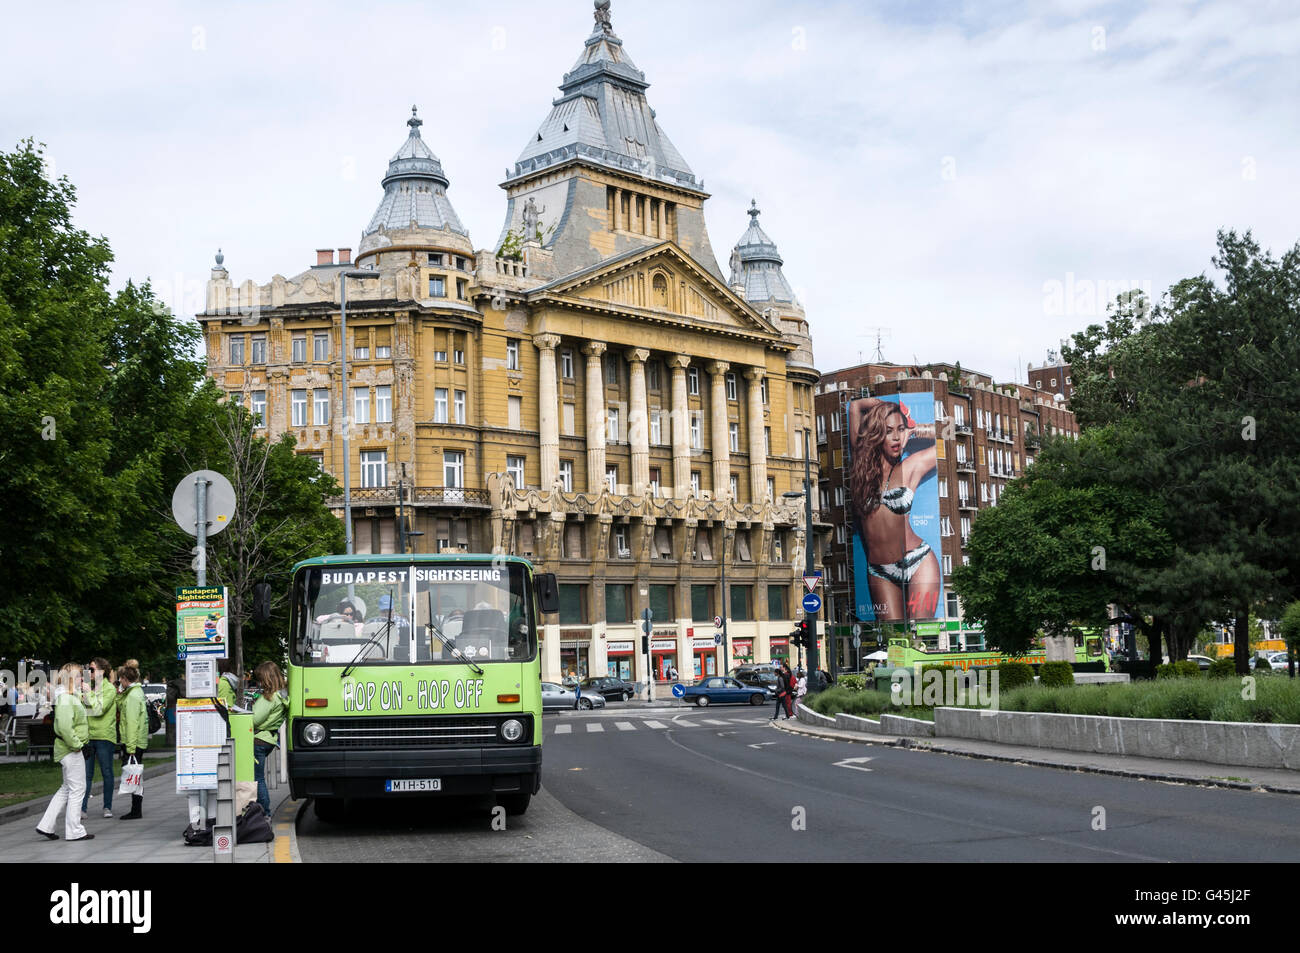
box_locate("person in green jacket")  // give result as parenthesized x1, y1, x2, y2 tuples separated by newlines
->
(216, 658, 241, 710)
(250, 661, 288, 816)
(36, 663, 93, 842)
(79, 657, 117, 817)
(117, 661, 149, 820)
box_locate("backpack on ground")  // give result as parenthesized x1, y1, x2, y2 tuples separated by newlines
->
(236, 802, 274, 843)
(146, 699, 162, 735)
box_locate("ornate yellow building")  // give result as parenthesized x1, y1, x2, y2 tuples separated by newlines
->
(199, 4, 824, 683)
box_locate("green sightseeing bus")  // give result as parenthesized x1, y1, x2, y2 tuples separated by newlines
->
(886, 631, 1108, 671)
(285, 554, 558, 821)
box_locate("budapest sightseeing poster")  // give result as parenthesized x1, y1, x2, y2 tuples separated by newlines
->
(847, 391, 944, 623)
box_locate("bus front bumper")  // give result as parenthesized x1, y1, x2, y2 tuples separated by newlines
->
(288, 746, 542, 800)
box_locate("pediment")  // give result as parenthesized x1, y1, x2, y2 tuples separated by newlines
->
(529, 243, 783, 340)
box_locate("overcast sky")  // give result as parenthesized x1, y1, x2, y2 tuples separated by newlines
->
(4, 0, 1297, 383)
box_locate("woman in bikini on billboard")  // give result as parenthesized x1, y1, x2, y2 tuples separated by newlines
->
(848, 397, 942, 621)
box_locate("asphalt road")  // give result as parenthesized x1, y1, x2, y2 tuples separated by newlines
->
(298, 707, 1300, 862)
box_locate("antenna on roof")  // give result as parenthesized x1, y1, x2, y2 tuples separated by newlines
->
(858, 327, 891, 363)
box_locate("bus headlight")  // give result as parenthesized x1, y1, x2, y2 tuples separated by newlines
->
(303, 722, 327, 745)
(500, 719, 524, 743)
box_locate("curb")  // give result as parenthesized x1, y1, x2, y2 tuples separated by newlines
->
(773, 717, 1300, 795)
(270, 794, 304, 863)
(0, 760, 174, 829)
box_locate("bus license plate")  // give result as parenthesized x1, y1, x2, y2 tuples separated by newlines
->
(385, 779, 441, 793)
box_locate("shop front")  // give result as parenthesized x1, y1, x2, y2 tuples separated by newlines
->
(560, 632, 590, 682)
(731, 638, 754, 668)
(769, 636, 790, 664)
(651, 638, 678, 681)
(606, 640, 634, 681)
(692, 636, 719, 678)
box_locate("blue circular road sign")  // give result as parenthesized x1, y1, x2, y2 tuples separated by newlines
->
(671, 683, 685, 698)
(802, 592, 822, 613)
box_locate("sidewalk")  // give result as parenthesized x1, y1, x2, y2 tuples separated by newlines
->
(0, 758, 301, 862)
(773, 717, 1300, 794)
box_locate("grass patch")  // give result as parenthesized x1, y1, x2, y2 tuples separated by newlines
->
(0, 756, 170, 810)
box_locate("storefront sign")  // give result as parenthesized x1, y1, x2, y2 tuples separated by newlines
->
(692, 637, 717, 650)
(652, 628, 677, 639)
(651, 640, 676, 652)
(607, 641, 634, 655)
(770, 637, 789, 647)
(733, 639, 753, 657)
(560, 629, 589, 640)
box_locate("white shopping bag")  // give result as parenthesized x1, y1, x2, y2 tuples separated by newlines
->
(119, 758, 144, 795)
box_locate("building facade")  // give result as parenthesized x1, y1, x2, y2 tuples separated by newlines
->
(197, 5, 826, 684)
(813, 362, 1078, 668)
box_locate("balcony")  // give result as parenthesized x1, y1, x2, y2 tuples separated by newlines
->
(957, 498, 977, 511)
(955, 460, 976, 474)
(954, 423, 972, 436)
(326, 486, 491, 509)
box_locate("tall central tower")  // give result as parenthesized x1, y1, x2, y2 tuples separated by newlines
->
(497, 0, 724, 282)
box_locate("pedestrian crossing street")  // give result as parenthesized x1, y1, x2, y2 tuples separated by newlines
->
(550, 716, 771, 735)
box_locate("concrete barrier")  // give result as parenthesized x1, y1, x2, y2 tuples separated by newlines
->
(933, 708, 1300, 770)
(880, 713, 935, 737)
(796, 703, 837, 728)
(835, 713, 882, 734)
(1073, 673, 1130, 684)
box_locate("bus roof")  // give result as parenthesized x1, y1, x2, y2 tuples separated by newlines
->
(291, 553, 536, 573)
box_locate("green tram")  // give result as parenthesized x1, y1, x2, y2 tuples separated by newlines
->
(886, 632, 1107, 671)
(285, 554, 558, 821)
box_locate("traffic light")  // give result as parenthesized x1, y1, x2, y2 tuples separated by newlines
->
(790, 620, 810, 648)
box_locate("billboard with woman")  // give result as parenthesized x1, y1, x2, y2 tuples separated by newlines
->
(847, 392, 944, 622)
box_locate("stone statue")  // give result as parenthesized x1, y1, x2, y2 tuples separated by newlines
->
(594, 0, 613, 35)
(729, 245, 741, 282)
(521, 196, 545, 242)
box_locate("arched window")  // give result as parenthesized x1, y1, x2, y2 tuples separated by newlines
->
(652, 273, 668, 309)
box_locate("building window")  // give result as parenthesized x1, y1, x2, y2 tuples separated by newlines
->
(454, 390, 466, 424)
(454, 347, 465, 365)
(690, 471, 700, 496)
(836, 524, 846, 544)
(434, 388, 448, 423)
(649, 584, 673, 621)
(507, 339, 520, 370)
(291, 390, 307, 427)
(649, 467, 661, 496)
(760, 378, 769, 405)
(229, 334, 246, 364)
(938, 477, 948, 497)
(506, 455, 525, 489)
(725, 372, 737, 401)
(947, 591, 961, 618)
(817, 416, 826, 441)
(606, 356, 619, 386)
(736, 528, 752, 562)
(607, 406, 620, 443)
(559, 460, 573, 492)
(428, 253, 443, 266)
(696, 528, 713, 561)
(361, 450, 387, 488)
(353, 387, 369, 425)
(313, 389, 330, 425)
(690, 414, 701, 450)
(687, 366, 699, 395)
(767, 477, 774, 501)
(455, 255, 467, 270)
(729, 473, 739, 499)
(456, 278, 467, 300)
(690, 585, 713, 623)
(251, 391, 266, 426)
(613, 525, 629, 557)
(562, 402, 574, 435)
(558, 585, 587, 624)
(767, 586, 787, 621)
(376, 385, 392, 424)
(941, 516, 952, 537)
(429, 276, 446, 297)
(764, 427, 771, 455)
(729, 585, 752, 622)
(561, 350, 574, 379)
(650, 410, 662, 445)
(729, 422, 739, 452)
(508, 395, 522, 429)
(376, 344, 391, 359)
(820, 489, 830, 510)
(443, 450, 465, 488)
(647, 361, 660, 391)
(830, 409, 839, 432)
(834, 486, 845, 506)
(291, 335, 306, 363)
(355, 345, 369, 360)
(313, 332, 329, 362)
(251, 334, 267, 364)
(605, 584, 630, 624)
(435, 348, 448, 362)
(605, 465, 618, 494)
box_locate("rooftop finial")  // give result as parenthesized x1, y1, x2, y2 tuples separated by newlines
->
(594, 0, 613, 36)
(748, 198, 761, 222)
(214, 247, 224, 268)
(408, 105, 422, 135)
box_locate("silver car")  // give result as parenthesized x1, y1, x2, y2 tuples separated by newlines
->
(541, 681, 606, 711)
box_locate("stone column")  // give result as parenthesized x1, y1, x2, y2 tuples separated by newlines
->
(535, 333, 561, 490)
(668, 355, 691, 497)
(745, 367, 767, 502)
(708, 361, 731, 499)
(613, 188, 623, 231)
(583, 342, 607, 492)
(626, 347, 651, 495)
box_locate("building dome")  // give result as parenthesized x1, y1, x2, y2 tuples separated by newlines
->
(728, 200, 798, 306)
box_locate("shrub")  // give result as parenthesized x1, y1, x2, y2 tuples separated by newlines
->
(1155, 663, 1178, 679)
(998, 661, 1035, 690)
(1039, 661, 1075, 687)
(1175, 660, 1202, 679)
(837, 674, 867, 693)
(1208, 658, 1235, 679)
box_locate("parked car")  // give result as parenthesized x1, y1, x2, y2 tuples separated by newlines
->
(541, 681, 606, 711)
(1185, 655, 1215, 671)
(732, 668, 779, 691)
(578, 676, 637, 701)
(679, 676, 772, 707)
(1268, 651, 1294, 671)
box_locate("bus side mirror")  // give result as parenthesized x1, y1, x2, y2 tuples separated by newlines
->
(536, 573, 560, 614)
(253, 582, 273, 625)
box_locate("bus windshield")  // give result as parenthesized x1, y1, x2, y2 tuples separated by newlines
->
(291, 562, 535, 666)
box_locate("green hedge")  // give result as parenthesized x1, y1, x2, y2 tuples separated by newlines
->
(998, 661, 1035, 690)
(1208, 658, 1236, 679)
(807, 687, 894, 718)
(1038, 661, 1075, 687)
(837, 674, 868, 693)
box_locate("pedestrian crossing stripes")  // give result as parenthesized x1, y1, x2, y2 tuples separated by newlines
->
(549, 716, 768, 735)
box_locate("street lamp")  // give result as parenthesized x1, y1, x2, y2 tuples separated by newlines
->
(340, 267, 381, 555)
(783, 424, 820, 689)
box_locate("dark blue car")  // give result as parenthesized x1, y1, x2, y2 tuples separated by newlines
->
(678, 676, 772, 707)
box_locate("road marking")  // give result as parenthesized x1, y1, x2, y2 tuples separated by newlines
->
(675, 719, 697, 727)
(554, 724, 571, 734)
(833, 757, 874, 773)
(586, 723, 605, 733)
(748, 742, 776, 749)
(615, 721, 635, 731)
(644, 720, 667, 729)
(729, 718, 766, 724)
(702, 719, 730, 726)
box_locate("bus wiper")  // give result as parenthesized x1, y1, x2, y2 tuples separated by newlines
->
(427, 591, 483, 675)
(340, 590, 397, 680)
